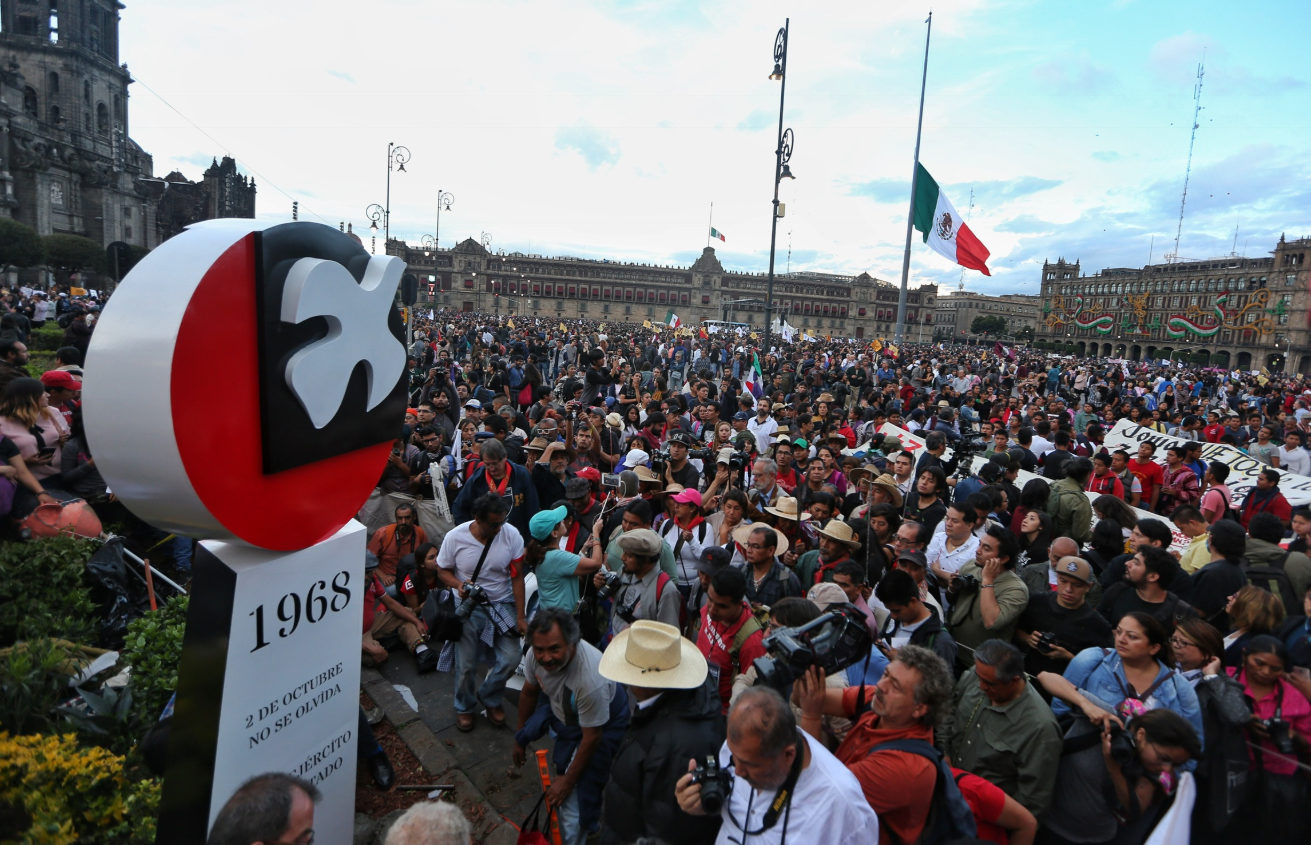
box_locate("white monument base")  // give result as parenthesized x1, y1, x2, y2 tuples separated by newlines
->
(157, 520, 365, 844)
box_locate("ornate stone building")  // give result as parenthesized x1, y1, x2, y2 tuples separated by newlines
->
(0, 0, 158, 249)
(1034, 236, 1311, 374)
(153, 156, 256, 242)
(934, 292, 1039, 341)
(387, 238, 937, 340)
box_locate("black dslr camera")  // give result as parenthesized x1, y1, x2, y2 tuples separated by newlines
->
(947, 572, 981, 600)
(752, 605, 873, 690)
(1262, 717, 1296, 755)
(687, 446, 716, 462)
(596, 570, 623, 600)
(690, 755, 733, 814)
(1034, 631, 1060, 653)
(455, 583, 489, 620)
(650, 449, 672, 475)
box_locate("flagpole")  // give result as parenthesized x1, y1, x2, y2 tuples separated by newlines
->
(894, 11, 932, 348)
(708, 202, 713, 248)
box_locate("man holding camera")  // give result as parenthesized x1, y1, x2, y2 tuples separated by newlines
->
(946, 525, 1030, 674)
(595, 527, 682, 636)
(675, 686, 878, 844)
(664, 430, 703, 490)
(437, 493, 528, 733)
(1015, 555, 1112, 677)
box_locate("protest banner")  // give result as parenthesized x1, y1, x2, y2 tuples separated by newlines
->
(1104, 418, 1311, 508)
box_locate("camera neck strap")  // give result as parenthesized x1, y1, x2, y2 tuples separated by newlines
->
(468, 533, 494, 586)
(728, 731, 806, 837)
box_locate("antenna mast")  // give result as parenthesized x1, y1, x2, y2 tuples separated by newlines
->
(1169, 58, 1204, 263)
(958, 187, 974, 292)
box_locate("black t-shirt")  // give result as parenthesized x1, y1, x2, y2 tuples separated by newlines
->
(1096, 582, 1193, 633)
(1041, 449, 1073, 480)
(0, 435, 18, 463)
(1018, 591, 1114, 676)
(902, 492, 947, 534)
(670, 461, 701, 492)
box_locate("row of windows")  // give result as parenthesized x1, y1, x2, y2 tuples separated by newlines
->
(487, 261, 686, 285)
(1055, 276, 1282, 296)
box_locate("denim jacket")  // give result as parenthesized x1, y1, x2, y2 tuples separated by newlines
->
(1053, 647, 1205, 765)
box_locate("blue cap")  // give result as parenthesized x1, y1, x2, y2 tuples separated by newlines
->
(529, 506, 569, 541)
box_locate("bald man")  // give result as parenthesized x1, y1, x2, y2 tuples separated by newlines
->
(1018, 537, 1102, 607)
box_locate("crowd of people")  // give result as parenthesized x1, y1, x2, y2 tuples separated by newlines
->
(8, 283, 1311, 845)
(339, 310, 1311, 845)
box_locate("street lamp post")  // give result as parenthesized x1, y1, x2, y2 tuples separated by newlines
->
(763, 19, 794, 355)
(366, 142, 410, 251)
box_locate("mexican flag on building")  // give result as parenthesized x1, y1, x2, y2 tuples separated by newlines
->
(912, 163, 992, 276)
(710, 227, 726, 242)
(664, 310, 681, 329)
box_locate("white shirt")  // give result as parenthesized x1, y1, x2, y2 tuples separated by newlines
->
(925, 531, 980, 576)
(714, 731, 879, 845)
(747, 414, 779, 443)
(1030, 434, 1055, 458)
(1279, 446, 1311, 477)
(435, 521, 525, 604)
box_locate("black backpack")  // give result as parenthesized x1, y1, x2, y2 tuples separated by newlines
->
(1244, 551, 1300, 614)
(867, 739, 977, 845)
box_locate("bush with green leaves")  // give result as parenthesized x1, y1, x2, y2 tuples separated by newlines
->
(0, 638, 70, 735)
(28, 321, 66, 352)
(120, 595, 188, 725)
(0, 217, 44, 268)
(0, 537, 99, 648)
(41, 233, 105, 275)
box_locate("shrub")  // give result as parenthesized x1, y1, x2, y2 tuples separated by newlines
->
(0, 731, 160, 845)
(0, 638, 70, 735)
(120, 595, 188, 726)
(0, 538, 99, 648)
(27, 322, 66, 352)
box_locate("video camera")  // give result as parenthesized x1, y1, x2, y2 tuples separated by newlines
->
(752, 605, 873, 690)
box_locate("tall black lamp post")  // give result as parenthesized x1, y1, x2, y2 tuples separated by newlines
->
(763, 19, 794, 354)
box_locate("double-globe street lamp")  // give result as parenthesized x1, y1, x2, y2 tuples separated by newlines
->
(365, 142, 411, 253)
(763, 19, 795, 354)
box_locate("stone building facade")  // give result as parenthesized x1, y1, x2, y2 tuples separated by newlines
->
(0, 0, 158, 249)
(387, 237, 937, 341)
(934, 292, 1039, 341)
(153, 156, 256, 242)
(1034, 236, 1311, 374)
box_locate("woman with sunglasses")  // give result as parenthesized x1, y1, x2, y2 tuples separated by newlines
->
(1169, 617, 1252, 844)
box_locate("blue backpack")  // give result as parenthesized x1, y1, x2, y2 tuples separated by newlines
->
(867, 739, 977, 845)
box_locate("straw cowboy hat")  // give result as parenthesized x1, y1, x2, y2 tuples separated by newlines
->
(731, 521, 790, 552)
(634, 465, 661, 483)
(869, 473, 904, 509)
(764, 495, 811, 522)
(817, 393, 837, 403)
(598, 620, 708, 689)
(816, 519, 862, 550)
(845, 465, 876, 487)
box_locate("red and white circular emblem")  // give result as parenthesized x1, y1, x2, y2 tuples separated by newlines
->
(84, 220, 408, 550)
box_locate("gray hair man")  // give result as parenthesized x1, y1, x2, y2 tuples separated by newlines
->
(940, 639, 1063, 820)
(383, 802, 471, 845)
(675, 686, 880, 843)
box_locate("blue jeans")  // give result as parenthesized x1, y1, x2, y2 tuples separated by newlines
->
(452, 603, 522, 713)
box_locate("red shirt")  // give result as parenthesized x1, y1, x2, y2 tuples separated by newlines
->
(834, 687, 937, 845)
(1129, 457, 1164, 504)
(776, 467, 799, 492)
(1202, 423, 1225, 443)
(1085, 471, 1124, 499)
(362, 574, 386, 633)
(952, 768, 1010, 844)
(696, 602, 766, 714)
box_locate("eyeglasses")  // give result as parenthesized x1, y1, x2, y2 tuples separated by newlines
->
(1170, 636, 1197, 650)
(745, 542, 771, 550)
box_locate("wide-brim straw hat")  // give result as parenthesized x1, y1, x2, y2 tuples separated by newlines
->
(598, 620, 708, 689)
(731, 521, 790, 552)
(816, 518, 862, 549)
(634, 466, 661, 483)
(870, 473, 904, 509)
(764, 495, 811, 522)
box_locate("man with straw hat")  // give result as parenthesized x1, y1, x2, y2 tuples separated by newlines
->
(531, 439, 578, 506)
(796, 519, 862, 587)
(598, 621, 724, 845)
(760, 495, 811, 568)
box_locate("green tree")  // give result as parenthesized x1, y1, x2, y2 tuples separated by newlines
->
(43, 233, 105, 277)
(970, 315, 1007, 336)
(0, 217, 44, 268)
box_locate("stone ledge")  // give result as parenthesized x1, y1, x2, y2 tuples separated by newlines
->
(361, 668, 521, 845)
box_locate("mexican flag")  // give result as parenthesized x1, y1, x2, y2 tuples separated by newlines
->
(664, 310, 681, 329)
(744, 352, 763, 398)
(912, 163, 991, 276)
(710, 227, 726, 242)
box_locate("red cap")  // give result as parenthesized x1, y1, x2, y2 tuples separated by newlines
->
(576, 467, 602, 483)
(40, 370, 82, 391)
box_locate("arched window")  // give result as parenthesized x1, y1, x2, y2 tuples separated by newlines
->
(96, 102, 108, 133)
(83, 81, 91, 105)
(50, 106, 60, 124)
(23, 87, 38, 116)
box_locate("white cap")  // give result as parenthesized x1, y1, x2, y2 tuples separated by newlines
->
(622, 449, 650, 469)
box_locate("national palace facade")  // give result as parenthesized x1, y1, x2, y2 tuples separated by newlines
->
(1035, 235, 1311, 375)
(386, 237, 938, 341)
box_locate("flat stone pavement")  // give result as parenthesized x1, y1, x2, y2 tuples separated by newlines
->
(363, 652, 555, 845)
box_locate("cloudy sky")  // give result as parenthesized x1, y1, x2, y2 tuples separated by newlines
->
(122, 0, 1310, 296)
